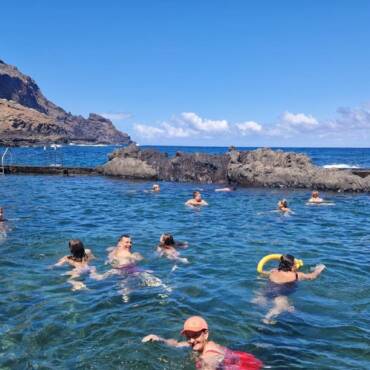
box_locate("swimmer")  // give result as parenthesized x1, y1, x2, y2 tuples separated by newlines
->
(277, 199, 291, 213)
(254, 254, 325, 324)
(152, 184, 160, 192)
(142, 316, 263, 370)
(308, 190, 324, 203)
(0, 207, 5, 222)
(186, 191, 208, 207)
(157, 233, 189, 264)
(54, 239, 103, 290)
(107, 234, 143, 268)
(106, 235, 170, 302)
(215, 186, 236, 192)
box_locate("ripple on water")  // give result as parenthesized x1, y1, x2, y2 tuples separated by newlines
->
(0, 176, 369, 369)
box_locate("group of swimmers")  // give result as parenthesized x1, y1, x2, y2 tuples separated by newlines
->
(0, 184, 328, 369)
(276, 190, 329, 213)
(46, 185, 329, 369)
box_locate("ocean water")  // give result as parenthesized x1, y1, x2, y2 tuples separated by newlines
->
(1, 167, 369, 369)
(1, 145, 370, 169)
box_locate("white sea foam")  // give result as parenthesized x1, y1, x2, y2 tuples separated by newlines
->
(68, 143, 111, 147)
(323, 163, 360, 169)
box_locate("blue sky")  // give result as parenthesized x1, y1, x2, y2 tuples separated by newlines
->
(2, 0, 370, 147)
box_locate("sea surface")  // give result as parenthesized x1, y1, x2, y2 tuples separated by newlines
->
(1, 145, 370, 169)
(0, 146, 369, 369)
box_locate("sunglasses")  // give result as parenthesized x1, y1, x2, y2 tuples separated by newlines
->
(184, 330, 205, 340)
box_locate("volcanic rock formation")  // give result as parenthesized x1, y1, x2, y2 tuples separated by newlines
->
(0, 59, 132, 146)
(99, 144, 370, 192)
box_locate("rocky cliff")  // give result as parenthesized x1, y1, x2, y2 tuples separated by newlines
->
(0, 59, 132, 146)
(98, 144, 370, 192)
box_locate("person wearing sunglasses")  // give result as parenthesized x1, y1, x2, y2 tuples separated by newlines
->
(142, 316, 262, 369)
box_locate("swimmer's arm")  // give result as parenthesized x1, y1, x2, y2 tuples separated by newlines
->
(185, 200, 193, 206)
(54, 256, 68, 267)
(298, 264, 326, 281)
(85, 249, 96, 260)
(175, 241, 188, 248)
(202, 200, 209, 206)
(132, 252, 144, 261)
(142, 334, 189, 348)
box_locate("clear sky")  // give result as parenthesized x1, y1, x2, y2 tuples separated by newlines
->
(2, 0, 370, 147)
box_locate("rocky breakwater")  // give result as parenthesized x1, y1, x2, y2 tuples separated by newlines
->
(0, 59, 132, 146)
(99, 144, 370, 192)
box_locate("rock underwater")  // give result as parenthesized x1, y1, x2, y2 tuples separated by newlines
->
(98, 144, 370, 192)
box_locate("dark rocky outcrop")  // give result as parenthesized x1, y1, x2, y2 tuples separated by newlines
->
(99, 144, 370, 192)
(0, 59, 132, 146)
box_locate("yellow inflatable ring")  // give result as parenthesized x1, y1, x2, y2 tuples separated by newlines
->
(257, 254, 303, 274)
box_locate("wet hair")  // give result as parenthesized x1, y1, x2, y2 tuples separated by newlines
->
(118, 234, 130, 243)
(312, 191, 319, 197)
(281, 199, 288, 207)
(161, 233, 175, 247)
(278, 254, 295, 272)
(68, 239, 87, 262)
(193, 191, 200, 198)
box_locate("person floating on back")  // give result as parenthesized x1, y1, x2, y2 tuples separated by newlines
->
(255, 254, 325, 324)
(186, 191, 208, 207)
(142, 315, 263, 370)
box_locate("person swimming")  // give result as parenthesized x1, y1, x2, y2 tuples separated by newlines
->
(0, 207, 5, 222)
(254, 254, 326, 324)
(308, 190, 324, 203)
(54, 239, 102, 290)
(186, 191, 208, 207)
(152, 184, 160, 192)
(142, 316, 263, 370)
(277, 199, 291, 213)
(215, 186, 236, 192)
(157, 233, 189, 264)
(106, 235, 170, 302)
(107, 234, 143, 269)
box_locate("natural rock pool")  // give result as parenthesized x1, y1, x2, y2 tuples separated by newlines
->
(1, 175, 369, 369)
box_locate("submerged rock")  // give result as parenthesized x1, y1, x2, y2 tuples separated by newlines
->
(99, 144, 370, 192)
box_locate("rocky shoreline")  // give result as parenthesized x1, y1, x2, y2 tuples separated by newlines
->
(0, 60, 132, 146)
(98, 144, 370, 192)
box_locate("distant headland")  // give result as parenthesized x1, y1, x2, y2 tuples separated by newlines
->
(0, 59, 132, 146)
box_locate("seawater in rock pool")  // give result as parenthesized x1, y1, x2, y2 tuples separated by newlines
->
(0, 175, 369, 369)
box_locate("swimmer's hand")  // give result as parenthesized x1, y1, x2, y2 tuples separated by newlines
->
(313, 264, 326, 273)
(142, 334, 189, 348)
(142, 334, 161, 343)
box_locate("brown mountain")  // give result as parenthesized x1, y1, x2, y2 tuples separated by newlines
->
(0, 59, 132, 146)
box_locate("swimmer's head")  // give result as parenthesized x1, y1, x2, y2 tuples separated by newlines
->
(312, 191, 319, 198)
(278, 254, 295, 272)
(152, 184, 160, 192)
(193, 191, 202, 202)
(0, 207, 3, 221)
(181, 316, 209, 353)
(117, 234, 132, 250)
(160, 233, 175, 247)
(68, 239, 87, 261)
(279, 199, 288, 208)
